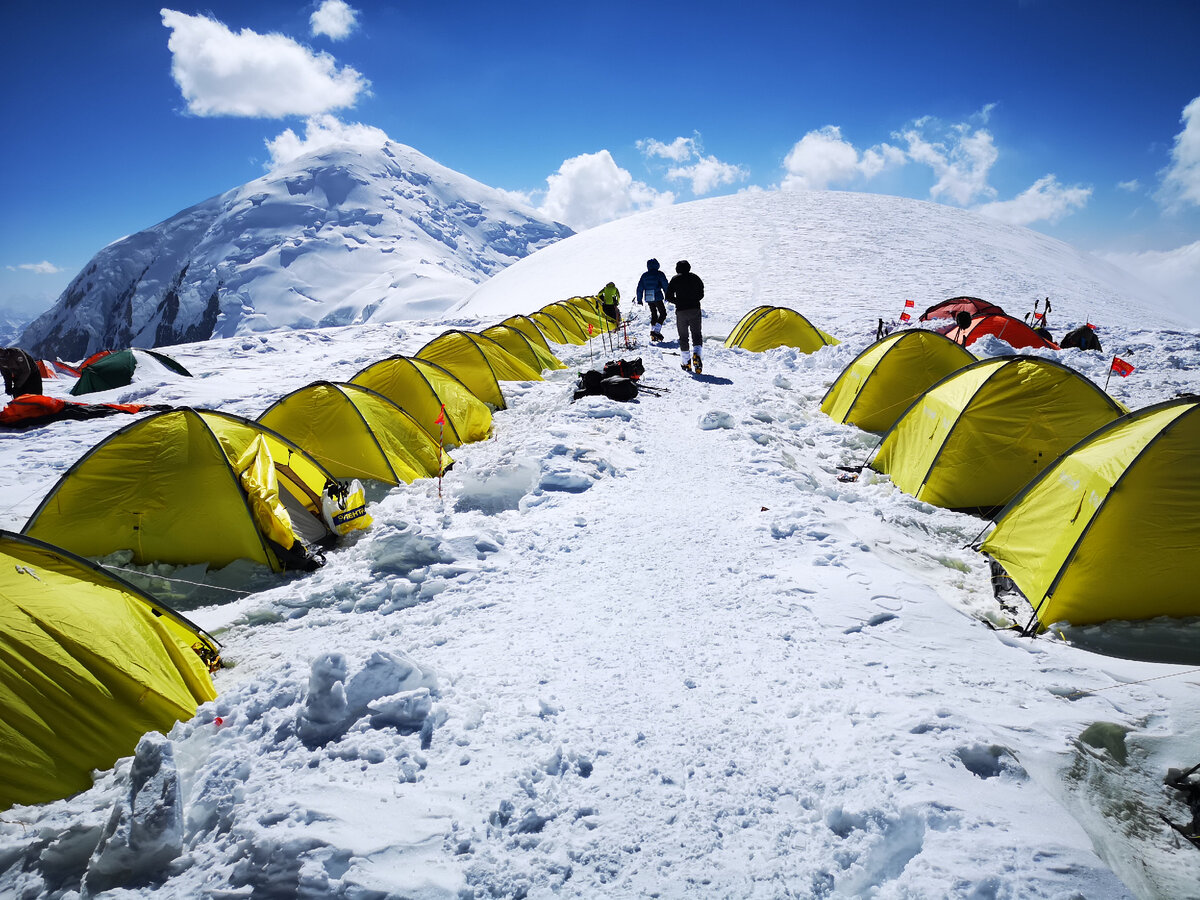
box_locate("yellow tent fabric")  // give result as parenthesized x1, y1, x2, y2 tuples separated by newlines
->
(348, 355, 491, 448)
(529, 310, 575, 345)
(415, 330, 542, 409)
(480, 324, 565, 372)
(872, 356, 1124, 511)
(258, 381, 451, 485)
(981, 398, 1200, 628)
(0, 530, 218, 810)
(23, 409, 335, 572)
(535, 303, 591, 344)
(724, 306, 839, 353)
(235, 435, 298, 549)
(563, 296, 610, 329)
(500, 315, 556, 355)
(821, 330, 976, 432)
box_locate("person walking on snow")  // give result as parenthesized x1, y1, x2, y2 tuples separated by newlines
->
(635, 258, 670, 342)
(666, 260, 704, 374)
(598, 282, 621, 323)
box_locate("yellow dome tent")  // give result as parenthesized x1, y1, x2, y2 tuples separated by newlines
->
(24, 409, 337, 572)
(563, 296, 610, 329)
(724, 306, 839, 353)
(821, 330, 976, 432)
(500, 315, 556, 355)
(981, 397, 1200, 628)
(415, 330, 542, 410)
(349, 355, 491, 448)
(258, 382, 451, 487)
(1, 529, 218, 810)
(533, 303, 591, 344)
(528, 310, 573, 345)
(479, 323, 565, 372)
(871, 356, 1124, 512)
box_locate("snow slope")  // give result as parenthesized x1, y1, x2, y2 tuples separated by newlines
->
(19, 142, 572, 361)
(2, 191, 1199, 899)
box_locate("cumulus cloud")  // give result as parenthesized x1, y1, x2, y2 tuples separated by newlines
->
(538, 150, 673, 230)
(161, 9, 368, 118)
(311, 0, 358, 40)
(638, 134, 749, 196)
(974, 175, 1092, 225)
(898, 120, 998, 206)
(780, 126, 904, 191)
(266, 114, 389, 168)
(12, 261, 63, 275)
(1158, 95, 1200, 211)
(1102, 240, 1200, 326)
(1118, 179, 1141, 193)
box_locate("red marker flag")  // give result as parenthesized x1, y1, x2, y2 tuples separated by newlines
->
(1033, 311, 1044, 321)
(588, 323, 594, 335)
(899, 299, 914, 322)
(1086, 323, 1096, 330)
(1110, 356, 1135, 378)
(434, 404, 445, 425)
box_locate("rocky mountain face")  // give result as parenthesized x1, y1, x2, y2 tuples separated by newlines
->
(22, 142, 572, 360)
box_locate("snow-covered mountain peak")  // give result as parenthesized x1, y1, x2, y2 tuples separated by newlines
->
(20, 141, 572, 360)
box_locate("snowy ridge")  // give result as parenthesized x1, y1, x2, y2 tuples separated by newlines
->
(19, 142, 572, 360)
(1, 193, 1199, 898)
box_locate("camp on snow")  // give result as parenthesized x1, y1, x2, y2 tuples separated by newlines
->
(532, 303, 591, 344)
(415, 330, 543, 409)
(23, 408, 344, 573)
(937, 313, 1059, 351)
(919, 297, 1005, 321)
(479, 323, 565, 373)
(0, 529, 219, 811)
(981, 397, 1200, 629)
(871, 356, 1125, 512)
(821, 330, 976, 433)
(258, 381, 451, 487)
(498, 315, 558, 355)
(70, 348, 193, 396)
(724, 306, 839, 354)
(349, 355, 492, 448)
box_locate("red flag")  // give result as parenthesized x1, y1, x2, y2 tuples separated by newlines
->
(899, 299, 914, 322)
(1086, 323, 1096, 330)
(899, 313, 911, 322)
(1033, 311, 1044, 321)
(903, 300, 914, 308)
(434, 404, 445, 425)
(1110, 356, 1135, 377)
(588, 323, 593, 335)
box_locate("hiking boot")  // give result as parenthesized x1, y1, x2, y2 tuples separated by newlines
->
(681, 360, 692, 372)
(692, 353, 703, 374)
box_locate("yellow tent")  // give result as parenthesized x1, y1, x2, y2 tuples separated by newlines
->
(258, 382, 451, 486)
(349, 355, 491, 448)
(480, 323, 565, 372)
(981, 397, 1200, 628)
(1, 530, 218, 810)
(724, 306, 839, 353)
(415, 330, 542, 409)
(528, 310, 573, 345)
(534, 303, 591, 344)
(24, 409, 336, 572)
(500, 314, 556, 355)
(871, 356, 1124, 512)
(563, 296, 610, 329)
(821, 330, 976, 432)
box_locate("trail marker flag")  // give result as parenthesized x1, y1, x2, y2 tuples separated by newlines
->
(900, 299, 914, 322)
(1111, 356, 1135, 377)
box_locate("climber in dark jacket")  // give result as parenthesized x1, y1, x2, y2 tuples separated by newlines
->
(635, 259, 670, 342)
(0, 347, 41, 398)
(665, 260, 705, 373)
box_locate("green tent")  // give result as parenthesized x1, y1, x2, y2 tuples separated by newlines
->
(71, 348, 192, 396)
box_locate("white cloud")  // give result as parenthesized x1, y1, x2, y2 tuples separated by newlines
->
(1158, 95, 1200, 211)
(161, 9, 368, 118)
(638, 134, 748, 196)
(899, 122, 998, 206)
(1101, 240, 1200, 326)
(265, 114, 389, 168)
(538, 150, 673, 230)
(1118, 179, 1141, 193)
(975, 175, 1091, 225)
(638, 137, 695, 163)
(667, 156, 748, 195)
(13, 261, 63, 275)
(311, 0, 358, 40)
(780, 126, 904, 191)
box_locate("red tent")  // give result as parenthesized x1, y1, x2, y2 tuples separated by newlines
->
(939, 314, 1059, 351)
(919, 297, 1005, 322)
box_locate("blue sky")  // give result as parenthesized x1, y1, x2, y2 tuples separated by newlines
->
(2, 0, 1199, 318)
